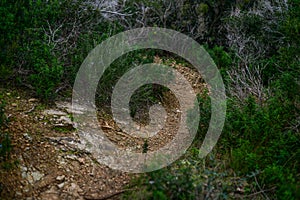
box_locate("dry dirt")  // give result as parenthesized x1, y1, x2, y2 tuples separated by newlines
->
(0, 57, 249, 199)
(0, 57, 208, 200)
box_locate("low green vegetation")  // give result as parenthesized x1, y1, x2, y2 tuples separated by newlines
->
(0, 95, 12, 169)
(0, 0, 299, 199)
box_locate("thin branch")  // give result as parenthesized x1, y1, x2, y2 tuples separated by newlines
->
(245, 186, 276, 198)
(84, 188, 137, 200)
(100, 9, 133, 16)
(24, 106, 36, 114)
(254, 174, 270, 200)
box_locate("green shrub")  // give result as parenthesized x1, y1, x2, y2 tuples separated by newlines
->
(0, 98, 6, 127)
(0, 98, 11, 162)
(0, 0, 111, 101)
(188, 90, 211, 143)
(0, 133, 11, 162)
(96, 50, 168, 116)
(139, 162, 197, 200)
(221, 90, 299, 197)
(24, 41, 64, 100)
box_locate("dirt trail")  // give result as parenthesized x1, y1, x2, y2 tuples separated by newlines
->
(0, 90, 134, 199)
(0, 57, 207, 199)
(0, 59, 250, 199)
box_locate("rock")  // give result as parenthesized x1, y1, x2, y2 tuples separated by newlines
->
(40, 186, 60, 200)
(40, 192, 60, 200)
(12, 103, 17, 107)
(56, 175, 65, 181)
(28, 98, 38, 103)
(21, 166, 28, 172)
(67, 183, 83, 198)
(35, 174, 56, 189)
(23, 133, 32, 141)
(44, 109, 67, 116)
(22, 171, 27, 179)
(15, 191, 22, 197)
(32, 172, 43, 181)
(23, 185, 30, 193)
(56, 101, 97, 115)
(31, 171, 44, 182)
(53, 123, 66, 127)
(65, 154, 77, 160)
(27, 174, 34, 184)
(78, 158, 85, 165)
(236, 187, 245, 194)
(57, 157, 66, 165)
(57, 182, 65, 189)
(59, 116, 73, 124)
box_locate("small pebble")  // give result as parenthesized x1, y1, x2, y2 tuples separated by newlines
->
(28, 98, 38, 103)
(78, 158, 85, 164)
(57, 182, 65, 189)
(56, 175, 65, 181)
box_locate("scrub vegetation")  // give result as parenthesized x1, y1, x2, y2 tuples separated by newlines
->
(0, 0, 299, 199)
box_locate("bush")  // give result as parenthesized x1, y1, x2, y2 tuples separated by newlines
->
(0, 97, 11, 162)
(0, 0, 112, 101)
(122, 157, 201, 200)
(25, 41, 63, 100)
(96, 49, 170, 119)
(122, 0, 237, 45)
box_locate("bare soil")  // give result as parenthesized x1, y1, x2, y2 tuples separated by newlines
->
(0, 57, 249, 199)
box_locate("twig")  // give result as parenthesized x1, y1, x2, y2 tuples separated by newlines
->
(245, 186, 276, 198)
(84, 188, 136, 200)
(24, 106, 36, 114)
(254, 175, 270, 200)
(100, 10, 133, 16)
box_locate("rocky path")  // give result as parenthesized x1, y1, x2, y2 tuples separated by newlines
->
(0, 56, 207, 199)
(0, 57, 250, 200)
(0, 90, 135, 199)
